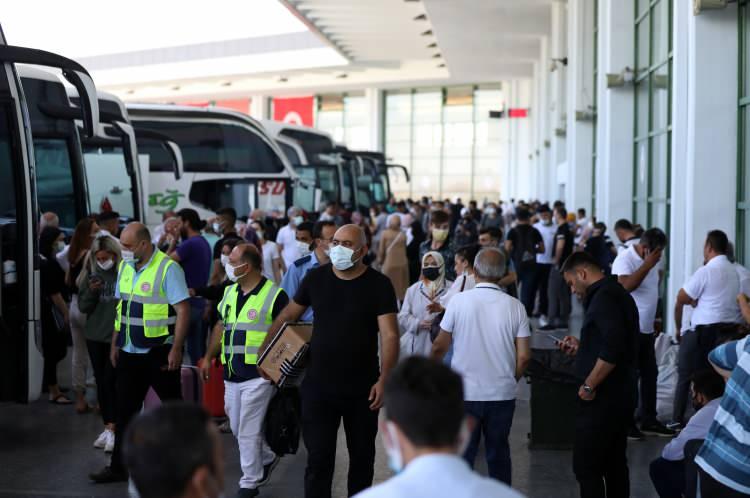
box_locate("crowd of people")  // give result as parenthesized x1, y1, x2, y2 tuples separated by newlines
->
(35, 195, 750, 498)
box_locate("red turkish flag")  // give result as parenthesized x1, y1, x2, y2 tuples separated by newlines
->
(273, 97, 314, 127)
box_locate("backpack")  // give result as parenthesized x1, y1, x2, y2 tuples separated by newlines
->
(264, 387, 302, 456)
(515, 226, 539, 271)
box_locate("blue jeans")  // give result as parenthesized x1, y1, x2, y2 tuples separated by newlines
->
(463, 399, 516, 485)
(186, 306, 207, 366)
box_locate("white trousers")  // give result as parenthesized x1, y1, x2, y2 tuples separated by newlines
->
(224, 377, 276, 490)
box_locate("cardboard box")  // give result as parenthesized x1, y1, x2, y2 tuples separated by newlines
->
(258, 322, 313, 388)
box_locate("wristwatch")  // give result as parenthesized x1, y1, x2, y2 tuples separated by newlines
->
(582, 384, 595, 394)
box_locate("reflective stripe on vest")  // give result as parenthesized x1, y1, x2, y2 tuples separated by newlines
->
(115, 250, 176, 347)
(218, 280, 281, 373)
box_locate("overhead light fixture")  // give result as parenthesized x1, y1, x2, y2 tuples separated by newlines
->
(413, 14, 427, 21)
(171, 85, 181, 91)
(421, 29, 433, 36)
(220, 81, 232, 87)
(335, 73, 349, 79)
(278, 76, 288, 83)
(437, 63, 446, 68)
(126, 89, 135, 95)
(427, 42, 438, 49)
(432, 53, 442, 59)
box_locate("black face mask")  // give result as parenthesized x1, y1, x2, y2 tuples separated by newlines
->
(422, 267, 441, 281)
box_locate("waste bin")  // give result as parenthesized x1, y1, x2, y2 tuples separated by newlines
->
(525, 348, 580, 450)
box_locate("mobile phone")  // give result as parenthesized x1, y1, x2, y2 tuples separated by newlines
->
(544, 334, 565, 345)
(89, 274, 103, 283)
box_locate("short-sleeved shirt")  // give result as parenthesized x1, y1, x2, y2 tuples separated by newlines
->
(276, 224, 301, 269)
(553, 223, 574, 267)
(115, 249, 191, 354)
(294, 264, 398, 396)
(280, 251, 321, 322)
(440, 283, 530, 401)
(176, 235, 212, 309)
(534, 221, 557, 264)
(261, 240, 281, 283)
(683, 255, 742, 328)
(611, 245, 659, 333)
(506, 224, 542, 271)
(218, 277, 288, 383)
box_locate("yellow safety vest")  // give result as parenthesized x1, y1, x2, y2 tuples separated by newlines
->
(114, 250, 177, 348)
(217, 279, 282, 377)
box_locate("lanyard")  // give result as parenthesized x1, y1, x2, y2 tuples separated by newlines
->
(419, 284, 445, 301)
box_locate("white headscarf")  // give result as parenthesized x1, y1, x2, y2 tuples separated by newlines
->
(421, 251, 446, 299)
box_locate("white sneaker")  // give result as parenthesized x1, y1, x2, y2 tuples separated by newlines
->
(93, 430, 108, 449)
(104, 430, 115, 453)
(539, 315, 549, 327)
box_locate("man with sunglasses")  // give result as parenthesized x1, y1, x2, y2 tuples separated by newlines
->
(261, 224, 400, 498)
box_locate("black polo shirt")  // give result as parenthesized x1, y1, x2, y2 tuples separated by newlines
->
(575, 276, 639, 400)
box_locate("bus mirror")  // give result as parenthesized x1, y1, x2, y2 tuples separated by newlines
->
(164, 141, 184, 180)
(0, 45, 99, 138)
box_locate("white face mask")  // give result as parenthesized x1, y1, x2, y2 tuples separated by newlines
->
(383, 422, 404, 474)
(121, 249, 138, 264)
(224, 261, 247, 282)
(97, 259, 115, 271)
(220, 254, 230, 267)
(296, 240, 311, 257)
(255, 230, 264, 240)
(293, 215, 304, 227)
(212, 222, 222, 234)
(329, 244, 359, 271)
(54, 241, 66, 253)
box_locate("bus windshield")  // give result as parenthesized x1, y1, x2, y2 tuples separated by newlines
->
(82, 144, 135, 218)
(34, 138, 77, 228)
(373, 174, 388, 203)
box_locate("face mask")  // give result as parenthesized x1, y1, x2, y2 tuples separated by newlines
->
(212, 222, 222, 234)
(220, 254, 230, 266)
(97, 259, 115, 271)
(293, 215, 304, 226)
(296, 240, 311, 257)
(432, 228, 449, 242)
(224, 262, 247, 282)
(485, 208, 497, 216)
(383, 422, 404, 474)
(422, 266, 441, 281)
(54, 241, 66, 253)
(121, 248, 138, 264)
(255, 230, 264, 240)
(329, 244, 358, 271)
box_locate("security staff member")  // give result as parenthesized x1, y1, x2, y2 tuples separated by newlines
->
(90, 223, 190, 483)
(280, 220, 336, 322)
(202, 243, 288, 498)
(558, 251, 638, 498)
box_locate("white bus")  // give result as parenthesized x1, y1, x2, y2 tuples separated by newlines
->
(127, 105, 310, 228)
(0, 27, 99, 402)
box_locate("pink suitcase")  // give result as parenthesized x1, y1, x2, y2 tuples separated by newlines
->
(143, 365, 203, 411)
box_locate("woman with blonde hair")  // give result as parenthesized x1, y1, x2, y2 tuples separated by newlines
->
(378, 213, 410, 302)
(397, 251, 451, 358)
(77, 235, 121, 452)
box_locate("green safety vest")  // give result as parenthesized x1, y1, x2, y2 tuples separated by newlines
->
(114, 249, 177, 348)
(218, 279, 282, 376)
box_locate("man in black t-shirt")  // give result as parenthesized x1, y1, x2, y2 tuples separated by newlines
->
(540, 206, 574, 331)
(505, 208, 544, 316)
(260, 225, 400, 498)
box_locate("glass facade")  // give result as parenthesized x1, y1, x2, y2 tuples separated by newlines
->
(739, 0, 750, 264)
(315, 92, 369, 150)
(633, 0, 672, 232)
(384, 85, 506, 201)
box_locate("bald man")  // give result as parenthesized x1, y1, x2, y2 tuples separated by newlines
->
(39, 211, 59, 233)
(90, 222, 190, 484)
(201, 243, 288, 498)
(261, 224, 400, 498)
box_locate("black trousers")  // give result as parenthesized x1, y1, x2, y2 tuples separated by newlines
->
(649, 457, 684, 498)
(301, 388, 379, 498)
(535, 263, 552, 316)
(698, 467, 750, 497)
(87, 340, 117, 425)
(573, 396, 632, 498)
(635, 333, 658, 425)
(110, 346, 181, 472)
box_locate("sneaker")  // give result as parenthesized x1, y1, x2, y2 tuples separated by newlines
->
(89, 466, 128, 484)
(257, 455, 280, 487)
(104, 431, 115, 453)
(627, 427, 645, 441)
(641, 421, 677, 438)
(666, 421, 684, 432)
(93, 430, 108, 449)
(236, 488, 259, 498)
(539, 315, 549, 327)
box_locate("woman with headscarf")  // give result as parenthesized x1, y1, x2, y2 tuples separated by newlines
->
(406, 218, 426, 284)
(378, 213, 410, 301)
(40, 226, 72, 404)
(398, 251, 451, 358)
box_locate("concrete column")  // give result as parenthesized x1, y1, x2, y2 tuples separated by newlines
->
(517, 79, 534, 200)
(596, 0, 635, 230)
(249, 95, 269, 120)
(535, 37, 550, 201)
(549, 1, 568, 204)
(364, 88, 383, 152)
(667, 2, 738, 334)
(502, 81, 514, 200)
(566, 0, 595, 212)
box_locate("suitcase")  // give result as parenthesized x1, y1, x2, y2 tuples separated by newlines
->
(198, 357, 226, 417)
(143, 365, 203, 411)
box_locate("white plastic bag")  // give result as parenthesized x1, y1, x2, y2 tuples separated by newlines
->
(655, 333, 678, 422)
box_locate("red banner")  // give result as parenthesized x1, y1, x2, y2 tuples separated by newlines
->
(508, 108, 529, 118)
(273, 96, 314, 127)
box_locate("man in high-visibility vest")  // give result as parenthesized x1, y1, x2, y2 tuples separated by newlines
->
(90, 222, 191, 484)
(202, 243, 289, 498)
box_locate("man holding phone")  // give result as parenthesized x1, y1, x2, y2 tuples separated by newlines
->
(558, 251, 639, 498)
(611, 228, 674, 439)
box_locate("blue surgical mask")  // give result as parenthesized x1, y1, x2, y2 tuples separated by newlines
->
(329, 244, 358, 271)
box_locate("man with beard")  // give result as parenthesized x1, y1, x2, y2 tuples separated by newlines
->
(170, 208, 212, 364)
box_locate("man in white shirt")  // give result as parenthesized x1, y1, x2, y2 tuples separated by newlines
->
(354, 357, 525, 498)
(611, 228, 675, 439)
(614, 219, 640, 255)
(671, 230, 742, 427)
(276, 206, 305, 269)
(532, 205, 557, 323)
(432, 247, 531, 486)
(649, 369, 724, 498)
